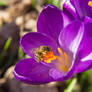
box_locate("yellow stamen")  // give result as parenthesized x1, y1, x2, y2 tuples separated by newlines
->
(59, 66, 69, 72)
(64, 52, 68, 64)
(56, 56, 64, 64)
(67, 60, 71, 68)
(58, 48, 64, 58)
(57, 48, 71, 72)
(88, 1, 92, 7)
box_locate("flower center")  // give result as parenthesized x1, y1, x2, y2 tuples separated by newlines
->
(56, 48, 72, 72)
(88, 0, 92, 7)
(34, 46, 72, 72)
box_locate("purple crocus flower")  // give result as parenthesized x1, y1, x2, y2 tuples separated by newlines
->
(64, 0, 92, 19)
(64, 0, 92, 73)
(69, 0, 92, 20)
(13, 4, 92, 84)
(64, 0, 92, 38)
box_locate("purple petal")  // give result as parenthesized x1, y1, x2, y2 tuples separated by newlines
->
(75, 38, 92, 73)
(49, 60, 76, 81)
(59, 20, 92, 73)
(71, 0, 92, 19)
(14, 58, 76, 84)
(59, 19, 92, 73)
(20, 32, 57, 57)
(63, 0, 77, 26)
(59, 20, 84, 55)
(59, 21, 92, 72)
(37, 4, 63, 42)
(84, 16, 92, 39)
(14, 55, 76, 84)
(74, 17, 92, 73)
(60, 2, 77, 29)
(13, 58, 54, 84)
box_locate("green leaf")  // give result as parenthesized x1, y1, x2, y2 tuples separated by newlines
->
(45, 0, 65, 10)
(18, 46, 25, 59)
(32, 0, 36, 8)
(64, 78, 77, 92)
(0, 37, 12, 67)
(52, 0, 59, 7)
(46, 0, 53, 4)
(3, 37, 12, 51)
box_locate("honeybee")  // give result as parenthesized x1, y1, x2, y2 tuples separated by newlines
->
(34, 46, 52, 62)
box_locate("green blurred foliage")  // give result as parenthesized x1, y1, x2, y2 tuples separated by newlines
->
(0, 37, 12, 67)
(0, 0, 8, 6)
(46, 0, 53, 4)
(52, 0, 59, 7)
(18, 46, 25, 59)
(78, 70, 92, 92)
(46, 0, 59, 7)
(65, 70, 92, 92)
(45, 0, 64, 9)
(64, 78, 77, 92)
(32, 0, 36, 8)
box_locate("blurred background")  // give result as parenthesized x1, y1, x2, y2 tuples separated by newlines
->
(0, 0, 92, 92)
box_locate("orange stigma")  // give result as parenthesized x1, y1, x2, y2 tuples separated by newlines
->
(88, 0, 92, 7)
(41, 51, 56, 63)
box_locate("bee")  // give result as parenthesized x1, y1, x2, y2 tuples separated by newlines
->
(34, 46, 52, 62)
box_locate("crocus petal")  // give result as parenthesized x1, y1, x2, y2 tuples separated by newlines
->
(14, 58, 76, 84)
(20, 32, 57, 57)
(63, 1, 78, 27)
(84, 16, 92, 38)
(71, 0, 92, 19)
(59, 20, 92, 73)
(74, 17, 92, 73)
(61, 2, 77, 28)
(37, 4, 63, 42)
(13, 58, 55, 84)
(59, 20, 84, 56)
(75, 38, 92, 73)
(49, 60, 76, 81)
(63, 0, 77, 27)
